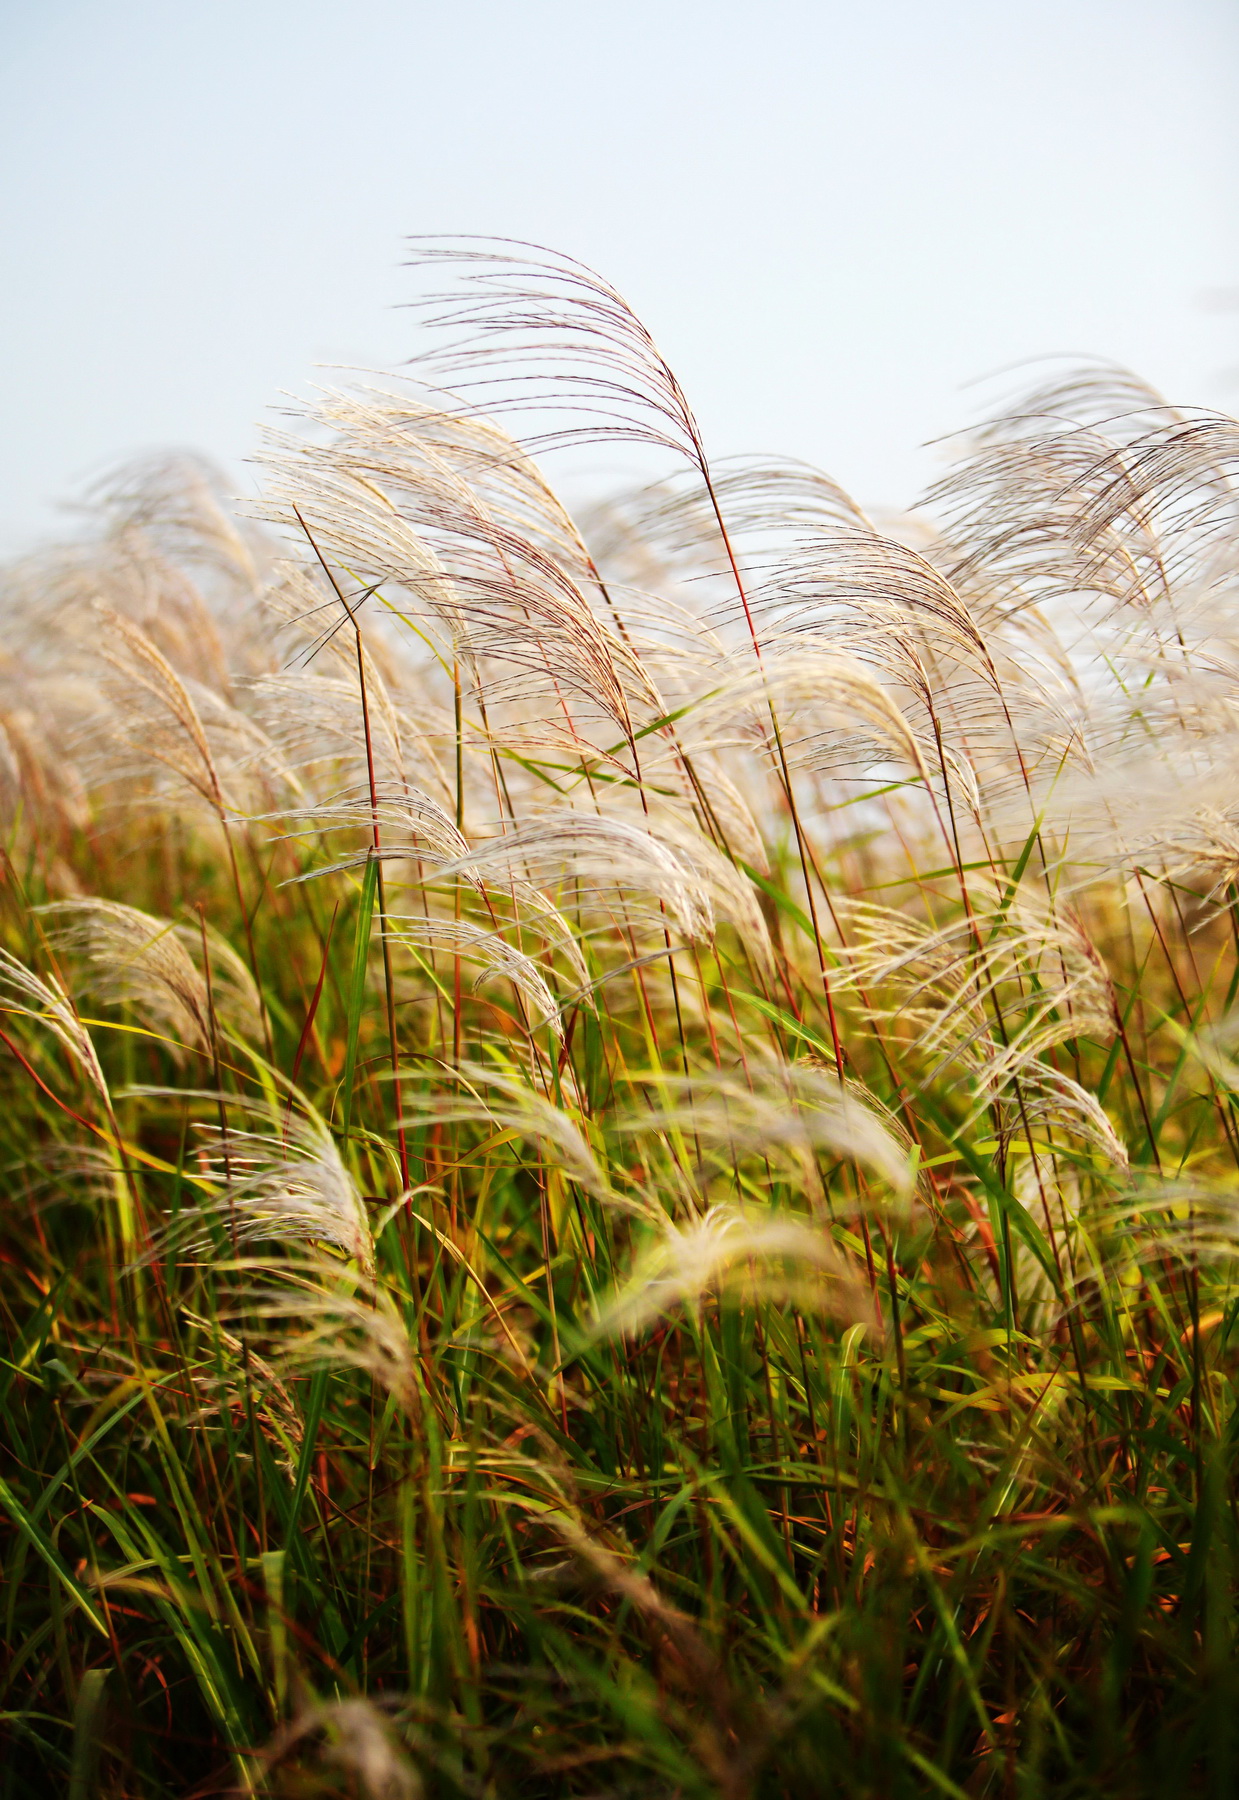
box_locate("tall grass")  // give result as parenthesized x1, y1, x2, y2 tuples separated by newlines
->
(1, 242, 1237, 1797)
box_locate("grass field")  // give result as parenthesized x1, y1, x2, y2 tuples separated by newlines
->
(1, 242, 1237, 1797)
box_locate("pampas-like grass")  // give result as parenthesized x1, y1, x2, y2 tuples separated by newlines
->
(165, 1098, 375, 1272)
(2, 239, 1239, 1799)
(37, 898, 262, 1054)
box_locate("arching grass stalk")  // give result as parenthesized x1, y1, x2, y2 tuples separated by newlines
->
(294, 509, 411, 1197)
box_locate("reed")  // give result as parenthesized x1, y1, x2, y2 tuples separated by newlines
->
(0, 242, 1236, 1797)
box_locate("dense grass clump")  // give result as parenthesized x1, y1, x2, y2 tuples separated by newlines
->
(1, 242, 1238, 1797)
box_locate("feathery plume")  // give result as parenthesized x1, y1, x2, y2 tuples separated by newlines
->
(0, 946, 110, 1104)
(623, 1064, 916, 1201)
(592, 1203, 877, 1339)
(160, 1101, 374, 1272)
(38, 900, 262, 1053)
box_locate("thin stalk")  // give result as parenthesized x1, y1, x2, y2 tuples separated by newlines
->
(295, 509, 411, 1195)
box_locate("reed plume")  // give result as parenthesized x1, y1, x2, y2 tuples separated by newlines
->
(1, 240, 1237, 1800)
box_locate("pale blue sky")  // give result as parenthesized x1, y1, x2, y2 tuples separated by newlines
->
(1, 0, 1235, 551)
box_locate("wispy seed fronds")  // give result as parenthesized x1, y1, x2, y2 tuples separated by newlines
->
(37, 900, 262, 1053)
(403, 237, 708, 468)
(92, 604, 285, 814)
(83, 451, 268, 600)
(271, 784, 470, 875)
(592, 1203, 877, 1340)
(260, 392, 658, 737)
(186, 1107, 375, 1272)
(400, 1063, 640, 1213)
(250, 1264, 423, 1416)
(387, 913, 563, 1035)
(0, 947, 110, 1105)
(831, 894, 1116, 1088)
(732, 532, 997, 688)
(984, 1060, 1129, 1174)
(961, 358, 1178, 447)
(426, 812, 767, 957)
(623, 1064, 915, 1201)
(683, 650, 931, 791)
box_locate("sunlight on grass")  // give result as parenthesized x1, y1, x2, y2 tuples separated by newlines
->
(0, 243, 1236, 1797)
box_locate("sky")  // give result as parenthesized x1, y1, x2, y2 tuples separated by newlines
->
(0, 0, 1236, 553)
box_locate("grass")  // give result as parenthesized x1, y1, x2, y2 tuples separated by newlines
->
(0, 241, 1237, 1797)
